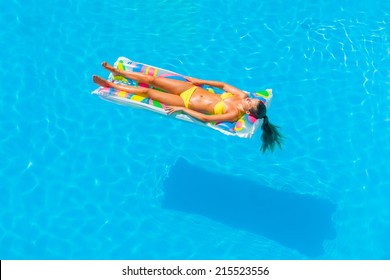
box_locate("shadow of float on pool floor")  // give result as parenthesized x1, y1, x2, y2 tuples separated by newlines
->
(162, 158, 337, 258)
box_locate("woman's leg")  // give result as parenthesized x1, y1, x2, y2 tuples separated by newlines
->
(102, 62, 194, 95)
(93, 75, 185, 106)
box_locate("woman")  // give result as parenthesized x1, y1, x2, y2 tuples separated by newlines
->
(93, 62, 283, 153)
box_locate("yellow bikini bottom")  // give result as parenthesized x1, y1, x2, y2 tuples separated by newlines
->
(180, 86, 197, 108)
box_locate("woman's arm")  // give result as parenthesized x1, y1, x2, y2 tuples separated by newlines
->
(186, 77, 248, 98)
(165, 106, 238, 123)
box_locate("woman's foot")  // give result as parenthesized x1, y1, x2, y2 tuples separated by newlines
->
(92, 75, 112, 87)
(102, 61, 119, 74)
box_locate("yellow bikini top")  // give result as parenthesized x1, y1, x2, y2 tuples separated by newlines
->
(214, 92, 233, 115)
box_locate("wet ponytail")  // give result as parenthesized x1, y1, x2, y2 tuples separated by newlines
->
(251, 101, 283, 153)
(260, 115, 283, 153)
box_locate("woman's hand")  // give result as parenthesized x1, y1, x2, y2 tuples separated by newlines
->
(165, 106, 184, 115)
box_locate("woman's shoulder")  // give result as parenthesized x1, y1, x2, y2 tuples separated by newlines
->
(223, 91, 244, 100)
(222, 84, 248, 98)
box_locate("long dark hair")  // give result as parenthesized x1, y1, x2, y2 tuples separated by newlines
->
(250, 102, 283, 153)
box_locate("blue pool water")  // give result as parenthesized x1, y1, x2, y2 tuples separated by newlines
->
(0, 0, 389, 259)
